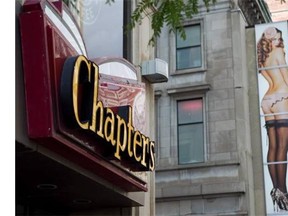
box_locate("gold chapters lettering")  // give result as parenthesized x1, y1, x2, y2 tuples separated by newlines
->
(70, 55, 155, 171)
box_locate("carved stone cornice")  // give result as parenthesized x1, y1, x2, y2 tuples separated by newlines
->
(238, 0, 272, 26)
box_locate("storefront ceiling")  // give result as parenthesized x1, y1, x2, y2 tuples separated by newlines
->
(16, 142, 142, 214)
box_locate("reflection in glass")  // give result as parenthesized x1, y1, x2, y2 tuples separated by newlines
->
(177, 99, 204, 164)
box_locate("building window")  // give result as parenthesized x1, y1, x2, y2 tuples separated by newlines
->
(177, 98, 204, 164)
(176, 24, 202, 70)
(63, 0, 132, 61)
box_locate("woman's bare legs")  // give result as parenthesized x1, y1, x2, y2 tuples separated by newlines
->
(273, 97, 288, 210)
(275, 121, 288, 194)
(266, 120, 278, 189)
(262, 94, 288, 210)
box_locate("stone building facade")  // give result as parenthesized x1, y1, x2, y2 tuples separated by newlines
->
(154, 0, 271, 215)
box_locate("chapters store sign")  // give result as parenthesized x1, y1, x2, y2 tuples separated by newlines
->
(255, 21, 288, 214)
(19, 0, 154, 192)
(61, 55, 155, 170)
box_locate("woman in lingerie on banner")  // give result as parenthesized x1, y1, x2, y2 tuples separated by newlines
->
(257, 26, 288, 211)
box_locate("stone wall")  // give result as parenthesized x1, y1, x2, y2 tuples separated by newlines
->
(154, 1, 257, 215)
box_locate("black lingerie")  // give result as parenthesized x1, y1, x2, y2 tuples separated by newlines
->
(265, 119, 288, 129)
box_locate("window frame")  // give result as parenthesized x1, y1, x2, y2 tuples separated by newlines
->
(170, 92, 208, 167)
(169, 19, 206, 75)
(176, 24, 202, 70)
(177, 98, 205, 165)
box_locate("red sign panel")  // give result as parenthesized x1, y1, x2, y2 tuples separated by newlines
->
(19, 0, 151, 192)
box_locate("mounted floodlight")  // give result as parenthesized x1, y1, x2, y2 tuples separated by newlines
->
(141, 58, 168, 83)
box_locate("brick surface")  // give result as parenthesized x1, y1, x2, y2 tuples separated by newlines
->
(266, 0, 288, 21)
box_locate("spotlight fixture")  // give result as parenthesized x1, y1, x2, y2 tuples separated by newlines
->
(73, 199, 92, 205)
(36, 184, 58, 190)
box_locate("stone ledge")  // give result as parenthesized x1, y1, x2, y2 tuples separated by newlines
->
(167, 83, 211, 95)
(156, 181, 245, 200)
(156, 159, 240, 172)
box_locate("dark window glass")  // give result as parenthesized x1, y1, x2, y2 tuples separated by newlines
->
(177, 99, 204, 164)
(176, 24, 202, 70)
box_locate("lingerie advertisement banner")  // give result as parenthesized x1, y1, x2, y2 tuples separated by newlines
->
(255, 21, 288, 215)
